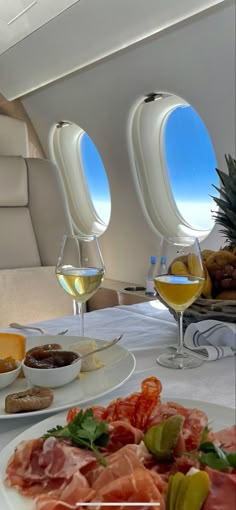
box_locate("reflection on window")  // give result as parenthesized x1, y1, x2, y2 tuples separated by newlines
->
(80, 133, 111, 224)
(164, 105, 218, 230)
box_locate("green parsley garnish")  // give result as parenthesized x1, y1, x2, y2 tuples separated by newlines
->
(43, 408, 109, 466)
(186, 425, 236, 471)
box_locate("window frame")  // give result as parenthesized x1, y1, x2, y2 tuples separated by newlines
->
(50, 122, 109, 235)
(128, 94, 215, 240)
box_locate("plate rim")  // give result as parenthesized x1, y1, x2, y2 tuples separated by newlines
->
(0, 338, 136, 420)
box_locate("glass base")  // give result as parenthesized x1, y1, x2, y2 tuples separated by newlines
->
(157, 352, 203, 369)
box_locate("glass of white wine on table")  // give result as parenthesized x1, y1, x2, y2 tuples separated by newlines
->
(56, 234, 105, 336)
(154, 236, 205, 369)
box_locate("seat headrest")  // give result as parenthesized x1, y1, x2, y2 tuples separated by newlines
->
(0, 156, 28, 206)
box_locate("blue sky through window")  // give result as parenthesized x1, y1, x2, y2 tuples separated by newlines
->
(164, 105, 218, 230)
(80, 133, 111, 224)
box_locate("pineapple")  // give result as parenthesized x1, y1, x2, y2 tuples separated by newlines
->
(205, 155, 236, 299)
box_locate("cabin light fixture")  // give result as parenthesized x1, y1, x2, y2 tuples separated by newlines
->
(144, 93, 170, 103)
(56, 121, 71, 128)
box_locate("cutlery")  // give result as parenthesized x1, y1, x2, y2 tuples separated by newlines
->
(9, 323, 68, 336)
(75, 334, 124, 361)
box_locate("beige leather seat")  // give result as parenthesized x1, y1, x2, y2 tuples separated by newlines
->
(0, 155, 74, 327)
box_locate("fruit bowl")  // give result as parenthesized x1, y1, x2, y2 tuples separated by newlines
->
(157, 295, 236, 331)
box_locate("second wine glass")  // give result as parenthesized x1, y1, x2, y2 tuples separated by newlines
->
(154, 236, 205, 369)
(56, 234, 105, 336)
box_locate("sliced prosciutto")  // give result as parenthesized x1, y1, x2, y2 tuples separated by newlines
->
(35, 472, 95, 510)
(106, 420, 144, 452)
(93, 468, 165, 509)
(5, 437, 96, 496)
(89, 444, 166, 509)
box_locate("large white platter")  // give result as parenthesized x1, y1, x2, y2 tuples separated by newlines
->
(0, 336, 136, 419)
(0, 398, 234, 510)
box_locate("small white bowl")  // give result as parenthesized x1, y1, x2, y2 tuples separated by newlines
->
(0, 361, 22, 389)
(22, 351, 81, 388)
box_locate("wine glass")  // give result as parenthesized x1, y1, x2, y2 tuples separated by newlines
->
(154, 236, 205, 369)
(56, 234, 105, 336)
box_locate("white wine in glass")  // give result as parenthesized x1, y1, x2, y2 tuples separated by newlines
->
(154, 236, 205, 369)
(56, 234, 105, 336)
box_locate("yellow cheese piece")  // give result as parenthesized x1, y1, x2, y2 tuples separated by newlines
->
(0, 333, 26, 361)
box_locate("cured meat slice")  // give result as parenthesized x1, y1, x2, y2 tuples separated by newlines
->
(88, 444, 143, 488)
(5, 437, 96, 496)
(212, 425, 236, 453)
(5, 438, 45, 490)
(106, 394, 140, 424)
(35, 471, 95, 510)
(66, 377, 163, 429)
(203, 467, 236, 510)
(93, 467, 165, 510)
(147, 402, 208, 450)
(67, 405, 107, 423)
(106, 420, 144, 452)
(134, 377, 162, 430)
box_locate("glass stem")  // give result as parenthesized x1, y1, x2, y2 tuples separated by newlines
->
(73, 300, 77, 315)
(77, 302, 84, 337)
(176, 311, 184, 355)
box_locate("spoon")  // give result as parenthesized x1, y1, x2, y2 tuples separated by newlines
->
(9, 323, 69, 336)
(75, 334, 124, 361)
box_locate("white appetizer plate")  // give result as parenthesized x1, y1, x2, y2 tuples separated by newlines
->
(0, 336, 136, 419)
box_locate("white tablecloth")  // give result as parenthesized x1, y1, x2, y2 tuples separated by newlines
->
(0, 301, 235, 451)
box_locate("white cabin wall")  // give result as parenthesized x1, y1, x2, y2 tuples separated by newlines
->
(22, 3, 235, 285)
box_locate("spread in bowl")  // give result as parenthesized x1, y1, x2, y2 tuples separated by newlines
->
(0, 360, 22, 389)
(24, 347, 79, 369)
(22, 345, 81, 388)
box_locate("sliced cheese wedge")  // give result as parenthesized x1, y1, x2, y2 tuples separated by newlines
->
(0, 333, 26, 361)
(69, 338, 104, 372)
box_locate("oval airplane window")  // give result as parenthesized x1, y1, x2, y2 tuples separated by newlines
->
(164, 105, 218, 231)
(130, 94, 218, 240)
(51, 122, 111, 235)
(80, 133, 111, 225)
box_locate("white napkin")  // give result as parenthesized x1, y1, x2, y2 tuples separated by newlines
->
(184, 320, 236, 360)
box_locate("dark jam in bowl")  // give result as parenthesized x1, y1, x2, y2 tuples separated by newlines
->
(24, 349, 79, 369)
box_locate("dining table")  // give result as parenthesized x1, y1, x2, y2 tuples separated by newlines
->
(0, 300, 235, 453)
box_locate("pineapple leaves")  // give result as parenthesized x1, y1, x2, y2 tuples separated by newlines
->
(211, 154, 236, 244)
(211, 184, 235, 206)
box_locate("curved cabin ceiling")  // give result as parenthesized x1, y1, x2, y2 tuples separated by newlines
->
(0, 0, 226, 100)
